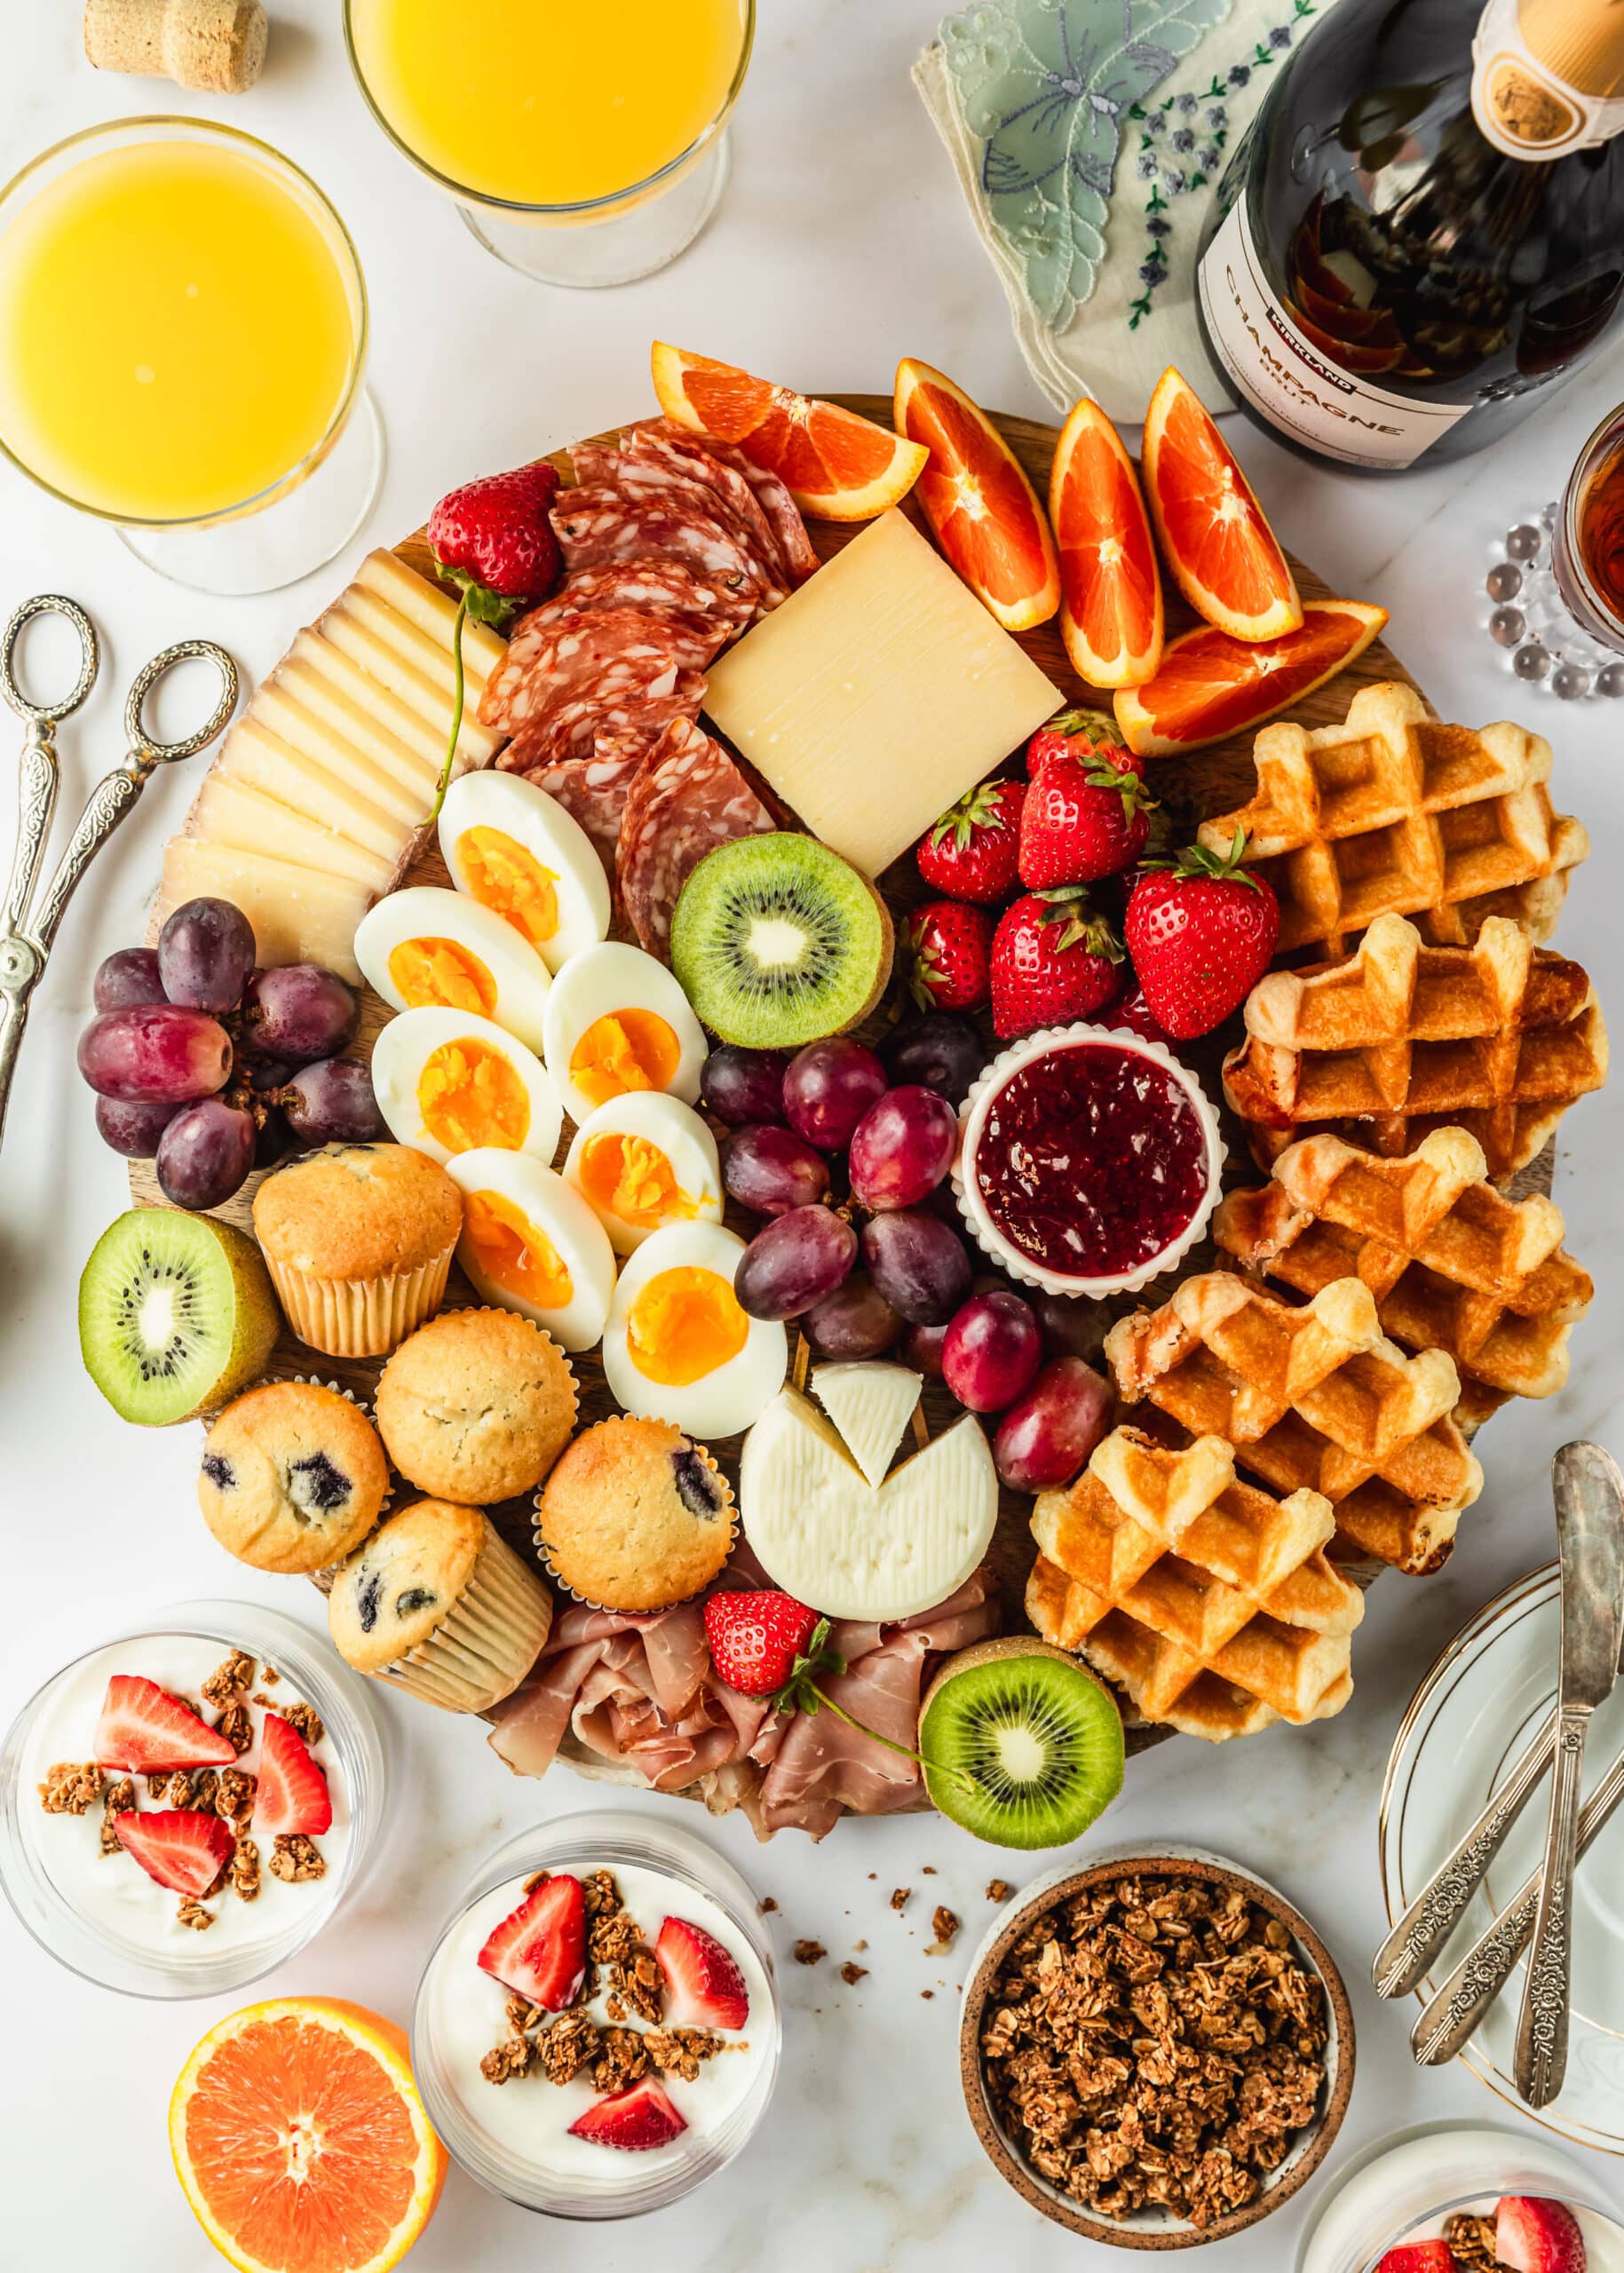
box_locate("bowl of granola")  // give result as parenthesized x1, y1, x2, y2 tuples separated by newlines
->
(959, 1844, 1354, 2250)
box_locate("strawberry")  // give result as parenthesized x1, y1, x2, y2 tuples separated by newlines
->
(1019, 728, 1156, 891)
(567, 2076, 687, 2152)
(94, 1675, 237, 1773)
(478, 1873, 587, 2013)
(915, 779, 1026, 905)
(655, 1916, 750, 2031)
(1495, 2198, 1588, 2273)
(903, 899, 992, 1014)
(989, 891, 1124, 1040)
(253, 1713, 332, 1838)
(1123, 829, 1279, 1041)
(1025, 705, 1124, 778)
(1375, 2249, 1455, 2273)
(1109, 981, 1178, 1053)
(113, 1808, 235, 1897)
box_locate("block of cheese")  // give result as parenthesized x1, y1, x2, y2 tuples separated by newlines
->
(811, 1362, 923, 1490)
(154, 840, 371, 983)
(702, 508, 1060, 877)
(188, 772, 397, 894)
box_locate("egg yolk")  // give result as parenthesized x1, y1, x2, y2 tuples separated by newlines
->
(388, 936, 497, 1018)
(569, 1010, 681, 1111)
(463, 1189, 572, 1308)
(456, 826, 559, 947)
(417, 1040, 531, 1154)
(625, 1265, 747, 1386)
(578, 1130, 697, 1231)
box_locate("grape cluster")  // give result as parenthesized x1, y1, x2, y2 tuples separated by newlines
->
(78, 896, 384, 1211)
(701, 1016, 1113, 1492)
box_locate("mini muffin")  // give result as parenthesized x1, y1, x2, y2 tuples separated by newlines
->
(535, 1415, 735, 1612)
(252, 1143, 463, 1359)
(376, 1308, 577, 1504)
(199, 1381, 389, 1574)
(328, 1496, 553, 1712)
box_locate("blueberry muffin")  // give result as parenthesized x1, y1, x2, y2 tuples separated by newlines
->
(327, 1497, 553, 1712)
(376, 1308, 578, 1504)
(198, 1382, 389, 1575)
(535, 1416, 735, 1611)
(252, 1144, 463, 1359)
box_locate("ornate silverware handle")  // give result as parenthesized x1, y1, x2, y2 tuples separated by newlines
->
(1, 733, 59, 941)
(1515, 1707, 1589, 2106)
(1373, 1707, 1556, 2000)
(28, 766, 144, 955)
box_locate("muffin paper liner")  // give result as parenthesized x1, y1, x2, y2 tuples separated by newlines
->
(532, 1430, 737, 1614)
(266, 1242, 456, 1361)
(375, 1517, 555, 1713)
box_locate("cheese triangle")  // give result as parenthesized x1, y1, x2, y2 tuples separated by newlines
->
(812, 1362, 923, 1489)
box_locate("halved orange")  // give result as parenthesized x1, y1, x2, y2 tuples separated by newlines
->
(1142, 367, 1303, 642)
(1048, 398, 1164, 689)
(170, 1997, 447, 2273)
(651, 343, 927, 521)
(1113, 599, 1389, 756)
(893, 357, 1059, 630)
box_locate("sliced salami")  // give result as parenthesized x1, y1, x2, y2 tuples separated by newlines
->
(618, 718, 776, 956)
(519, 734, 649, 883)
(566, 438, 622, 488)
(551, 486, 785, 614)
(632, 419, 820, 586)
(619, 424, 788, 587)
(503, 655, 706, 773)
(479, 603, 727, 738)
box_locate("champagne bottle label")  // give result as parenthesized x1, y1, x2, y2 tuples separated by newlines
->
(1197, 197, 1472, 470)
(1470, 0, 1624, 159)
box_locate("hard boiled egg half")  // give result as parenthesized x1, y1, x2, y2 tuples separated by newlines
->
(439, 771, 610, 974)
(447, 1150, 615, 1352)
(354, 886, 551, 1055)
(602, 1222, 785, 1439)
(564, 1093, 722, 1255)
(372, 1006, 562, 1168)
(543, 941, 708, 1129)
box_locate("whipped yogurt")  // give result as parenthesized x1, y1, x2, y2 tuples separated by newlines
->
(421, 1861, 772, 2192)
(1299, 2126, 1624, 2273)
(19, 1633, 349, 1964)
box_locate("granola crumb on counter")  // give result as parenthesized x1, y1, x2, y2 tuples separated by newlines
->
(177, 1896, 214, 1931)
(39, 1761, 105, 1815)
(229, 1834, 261, 1904)
(215, 1766, 255, 1822)
(212, 1700, 253, 1756)
(923, 1865, 937, 1875)
(986, 1880, 1012, 1904)
(921, 1989, 934, 2000)
(280, 1701, 324, 1747)
(889, 1887, 911, 1911)
(202, 1651, 254, 1709)
(792, 1939, 827, 1966)
(758, 1896, 778, 1914)
(927, 1906, 961, 1955)
(839, 1962, 868, 1986)
(268, 1833, 326, 1884)
(853, 1938, 867, 1952)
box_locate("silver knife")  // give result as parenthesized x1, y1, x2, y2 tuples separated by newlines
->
(1511, 1444, 1624, 2107)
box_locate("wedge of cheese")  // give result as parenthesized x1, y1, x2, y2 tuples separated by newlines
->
(739, 1385, 998, 1620)
(812, 1362, 923, 1490)
(154, 840, 372, 983)
(702, 509, 1060, 878)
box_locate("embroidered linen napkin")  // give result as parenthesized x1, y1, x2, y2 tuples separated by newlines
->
(915, 0, 1337, 422)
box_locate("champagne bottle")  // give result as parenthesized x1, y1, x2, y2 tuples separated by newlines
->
(1194, 0, 1624, 470)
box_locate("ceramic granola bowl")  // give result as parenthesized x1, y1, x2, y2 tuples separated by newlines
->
(958, 1843, 1355, 2251)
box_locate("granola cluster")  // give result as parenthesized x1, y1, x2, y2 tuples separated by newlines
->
(978, 1874, 1327, 2229)
(1441, 2216, 1510, 2271)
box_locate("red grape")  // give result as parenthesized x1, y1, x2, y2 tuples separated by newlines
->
(782, 1037, 887, 1151)
(993, 1358, 1114, 1491)
(239, 965, 358, 1065)
(803, 1273, 904, 1360)
(701, 1045, 789, 1128)
(734, 1206, 857, 1321)
(281, 1057, 385, 1144)
(881, 1012, 987, 1108)
(848, 1085, 959, 1211)
(93, 947, 166, 1013)
(77, 1004, 232, 1104)
(157, 896, 256, 1014)
(902, 1317, 949, 1380)
(94, 1096, 179, 1158)
(155, 1097, 257, 1209)
(942, 1290, 1043, 1413)
(722, 1123, 830, 1218)
(1035, 1291, 1105, 1364)
(860, 1209, 970, 1324)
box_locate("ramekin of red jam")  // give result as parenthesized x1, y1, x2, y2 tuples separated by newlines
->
(955, 1023, 1224, 1297)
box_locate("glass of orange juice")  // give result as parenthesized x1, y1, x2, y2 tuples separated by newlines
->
(345, 0, 755, 288)
(0, 118, 381, 597)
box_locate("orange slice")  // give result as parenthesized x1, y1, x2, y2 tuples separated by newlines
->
(1142, 367, 1303, 642)
(170, 1997, 447, 2273)
(1113, 599, 1389, 757)
(1048, 397, 1163, 689)
(892, 357, 1059, 630)
(652, 342, 927, 522)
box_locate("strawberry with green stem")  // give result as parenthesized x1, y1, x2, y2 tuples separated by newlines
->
(990, 888, 1125, 1039)
(1123, 828, 1279, 1041)
(915, 778, 1026, 905)
(1020, 709, 1158, 888)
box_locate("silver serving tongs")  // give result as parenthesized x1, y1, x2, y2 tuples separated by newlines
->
(0, 594, 237, 1155)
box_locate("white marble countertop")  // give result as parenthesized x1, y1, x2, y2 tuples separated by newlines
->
(4, 4, 1624, 2266)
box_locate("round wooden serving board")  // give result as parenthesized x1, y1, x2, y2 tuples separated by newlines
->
(133, 399, 1550, 1784)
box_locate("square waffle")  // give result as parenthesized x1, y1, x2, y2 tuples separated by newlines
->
(1213, 1128, 1592, 1430)
(1199, 682, 1588, 959)
(1026, 1426, 1363, 1741)
(1222, 912, 1607, 1181)
(1103, 1273, 1482, 1574)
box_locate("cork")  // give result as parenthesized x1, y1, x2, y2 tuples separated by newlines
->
(83, 0, 268, 95)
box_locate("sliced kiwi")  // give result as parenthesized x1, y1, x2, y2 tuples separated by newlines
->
(79, 1209, 281, 1427)
(919, 1637, 1124, 1850)
(669, 832, 894, 1049)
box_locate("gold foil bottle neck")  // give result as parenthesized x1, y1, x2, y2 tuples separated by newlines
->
(1517, 0, 1624, 99)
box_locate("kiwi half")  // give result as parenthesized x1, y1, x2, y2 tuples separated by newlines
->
(79, 1209, 282, 1427)
(919, 1636, 1124, 1850)
(669, 832, 893, 1049)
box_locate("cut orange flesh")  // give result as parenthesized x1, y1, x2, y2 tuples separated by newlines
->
(1047, 396, 1164, 689)
(1113, 599, 1389, 756)
(1142, 367, 1303, 642)
(893, 357, 1059, 630)
(651, 342, 927, 521)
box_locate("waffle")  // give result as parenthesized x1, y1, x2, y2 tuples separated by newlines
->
(1198, 682, 1588, 959)
(1026, 1426, 1363, 1741)
(1214, 1128, 1592, 1430)
(1103, 1273, 1482, 1574)
(1223, 912, 1607, 1180)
